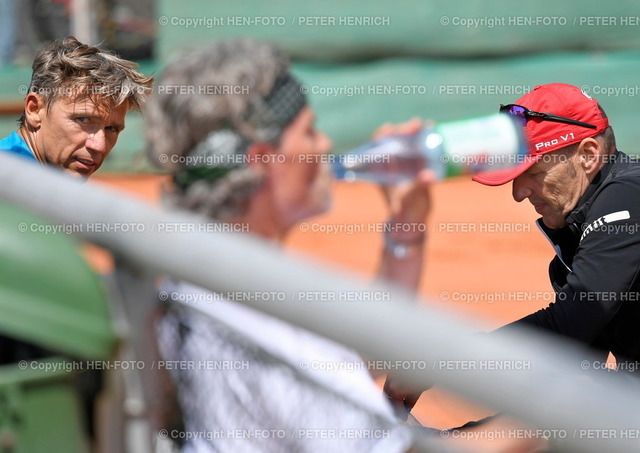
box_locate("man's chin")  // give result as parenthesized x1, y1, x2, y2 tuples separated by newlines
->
(312, 190, 333, 218)
(541, 216, 567, 229)
(64, 166, 94, 179)
(66, 161, 100, 178)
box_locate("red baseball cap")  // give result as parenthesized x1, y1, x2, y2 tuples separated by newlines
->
(473, 83, 610, 186)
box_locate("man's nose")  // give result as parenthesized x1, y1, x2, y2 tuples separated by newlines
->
(318, 131, 333, 154)
(512, 176, 532, 202)
(86, 129, 107, 154)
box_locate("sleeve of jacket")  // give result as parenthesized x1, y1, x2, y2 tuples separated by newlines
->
(499, 178, 640, 344)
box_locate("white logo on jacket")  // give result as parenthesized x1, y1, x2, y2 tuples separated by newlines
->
(580, 210, 631, 242)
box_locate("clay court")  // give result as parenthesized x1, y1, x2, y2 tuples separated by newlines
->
(90, 173, 554, 430)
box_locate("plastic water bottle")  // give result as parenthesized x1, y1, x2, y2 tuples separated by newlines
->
(333, 113, 527, 184)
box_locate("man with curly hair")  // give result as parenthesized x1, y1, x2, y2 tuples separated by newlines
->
(146, 38, 431, 452)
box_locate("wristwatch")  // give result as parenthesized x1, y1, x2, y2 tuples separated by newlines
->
(383, 221, 426, 259)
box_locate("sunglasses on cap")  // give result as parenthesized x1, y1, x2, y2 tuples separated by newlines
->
(499, 104, 597, 129)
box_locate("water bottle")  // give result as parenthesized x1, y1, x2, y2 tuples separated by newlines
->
(333, 113, 527, 184)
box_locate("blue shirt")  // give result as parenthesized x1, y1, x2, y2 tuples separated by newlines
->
(0, 131, 37, 162)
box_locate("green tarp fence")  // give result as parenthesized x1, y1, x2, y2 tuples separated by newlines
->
(1, 1, 639, 172)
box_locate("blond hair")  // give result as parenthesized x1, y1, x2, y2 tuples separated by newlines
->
(19, 36, 153, 126)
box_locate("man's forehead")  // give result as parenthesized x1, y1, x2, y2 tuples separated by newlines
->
(293, 106, 313, 125)
(56, 95, 128, 117)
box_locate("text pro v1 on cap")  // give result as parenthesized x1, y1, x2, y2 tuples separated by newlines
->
(473, 83, 609, 186)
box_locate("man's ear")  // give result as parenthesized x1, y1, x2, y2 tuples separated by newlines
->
(577, 137, 602, 176)
(246, 141, 277, 172)
(23, 93, 45, 129)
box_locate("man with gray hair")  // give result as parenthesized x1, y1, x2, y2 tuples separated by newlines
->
(146, 38, 431, 452)
(1, 35, 153, 177)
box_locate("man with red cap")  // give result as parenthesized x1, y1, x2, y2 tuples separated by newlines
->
(474, 82, 640, 371)
(387, 83, 640, 414)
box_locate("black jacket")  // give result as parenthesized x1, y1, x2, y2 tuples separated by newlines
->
(507, 150, 640, 366)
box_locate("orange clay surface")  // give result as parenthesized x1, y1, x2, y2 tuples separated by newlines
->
(89, 173, 554, 430)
